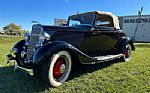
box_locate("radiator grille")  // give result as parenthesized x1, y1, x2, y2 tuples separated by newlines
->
(26, 27, 41, 60)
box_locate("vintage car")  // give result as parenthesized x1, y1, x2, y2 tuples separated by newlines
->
(7, 11, 135, 87)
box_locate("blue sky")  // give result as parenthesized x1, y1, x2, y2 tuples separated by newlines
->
(0, 0, 149, 30)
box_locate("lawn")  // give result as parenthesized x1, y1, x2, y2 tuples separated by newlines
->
(0, 36, 150, 93)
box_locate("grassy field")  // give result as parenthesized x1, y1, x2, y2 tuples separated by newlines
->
(0, 36, 150, 93)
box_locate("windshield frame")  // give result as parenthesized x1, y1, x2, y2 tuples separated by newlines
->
(67, 13, 96, 27)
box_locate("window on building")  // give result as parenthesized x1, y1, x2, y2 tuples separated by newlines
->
(142, 18, 148, 23)
(136, 19, 142, 23)
(124, 19, 129, 23)
(130, 19, 135, 23)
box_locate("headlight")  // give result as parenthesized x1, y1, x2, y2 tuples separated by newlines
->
(44, 32, 51, 40)
(39, 31, 50, 44)
(39, 36, 45, 44)
(36, 31, 50, 47)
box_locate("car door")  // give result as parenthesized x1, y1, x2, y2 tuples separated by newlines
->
(80, 14, 116, 56)
(80, 28, 116, 55)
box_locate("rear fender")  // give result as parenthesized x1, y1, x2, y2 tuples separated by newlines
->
(115, 37, 135, 53)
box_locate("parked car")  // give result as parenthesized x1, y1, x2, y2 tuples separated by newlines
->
(7, 11, 135, 87)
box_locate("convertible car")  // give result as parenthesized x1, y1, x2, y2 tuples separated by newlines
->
(7, 11, 135, 87)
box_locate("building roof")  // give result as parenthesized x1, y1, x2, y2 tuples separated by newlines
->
(119, 14, 150, 18)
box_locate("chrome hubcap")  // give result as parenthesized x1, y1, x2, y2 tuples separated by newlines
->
(53, 57, 66, 79)
(60, 64, 66, 74)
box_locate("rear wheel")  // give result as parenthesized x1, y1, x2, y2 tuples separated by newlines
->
(42, 51, 72, 87)
(121, 44, 132, 62)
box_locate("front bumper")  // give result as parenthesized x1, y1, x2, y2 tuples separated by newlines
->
(7, 54, 16, 64)
(7, 53, 34, 74)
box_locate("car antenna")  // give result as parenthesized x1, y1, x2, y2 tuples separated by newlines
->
(133, 6, 143, 41)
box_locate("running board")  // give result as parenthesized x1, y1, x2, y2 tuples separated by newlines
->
(94, 54, 123, 63)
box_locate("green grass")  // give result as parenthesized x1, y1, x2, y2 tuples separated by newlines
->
(0, 36, 150, 93)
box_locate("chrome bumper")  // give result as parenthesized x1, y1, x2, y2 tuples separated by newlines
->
(7, 54, 33, 75)
(14, 62, 33, 75)
(7, 54, 15, 64)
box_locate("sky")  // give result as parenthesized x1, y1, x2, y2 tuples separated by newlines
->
(0, 0, 150, 30)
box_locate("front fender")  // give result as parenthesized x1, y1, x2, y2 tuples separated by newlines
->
(10, 39, 25, 57)
(13, 39, 25, 49)
(8, 39, 25, 66)
(32, 41, 96, 65)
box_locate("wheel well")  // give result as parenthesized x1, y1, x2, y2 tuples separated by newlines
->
(115, 39, 135, 54)
(48, 48, 81, 66)
(64, 48, 81, 66)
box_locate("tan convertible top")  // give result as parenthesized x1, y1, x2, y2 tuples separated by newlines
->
(96, 11, 120, 29)
(70, 11, 120, 29)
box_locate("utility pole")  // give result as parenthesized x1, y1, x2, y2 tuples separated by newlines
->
(133, 6, 143, 41)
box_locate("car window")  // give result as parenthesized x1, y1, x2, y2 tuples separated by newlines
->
(95, 20, 111, 25)
(69, 20, 81, 26)
(95, 14, 113, 28)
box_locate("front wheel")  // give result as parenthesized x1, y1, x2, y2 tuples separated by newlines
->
(121, 44, 132, 62)
(42, 51, 72, 87)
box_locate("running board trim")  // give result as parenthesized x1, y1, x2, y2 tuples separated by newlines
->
(82, 54, 123, 64)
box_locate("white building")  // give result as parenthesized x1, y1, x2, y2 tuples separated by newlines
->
(119, 15, 150, 42)
(54, 18, 67, 26)
(0, 30, 7, 35)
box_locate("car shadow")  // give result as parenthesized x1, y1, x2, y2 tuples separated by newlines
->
(0, 66, 47, 93)
(0, 59, 121, 92)
(69, 59, 121, 81)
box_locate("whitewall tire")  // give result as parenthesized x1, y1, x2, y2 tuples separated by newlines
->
(121, 44, 132, 62)
(42, 51, 72, 87)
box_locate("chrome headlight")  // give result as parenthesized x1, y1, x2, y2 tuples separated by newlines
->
(40, 31, 50, 43)
(36, 31, 50, 47)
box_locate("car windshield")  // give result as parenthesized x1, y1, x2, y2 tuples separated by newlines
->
(68, 13, 95, 26)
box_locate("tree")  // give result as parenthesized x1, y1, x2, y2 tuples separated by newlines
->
(20, 29, 28, 36)
(3, 23, 21, 35)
